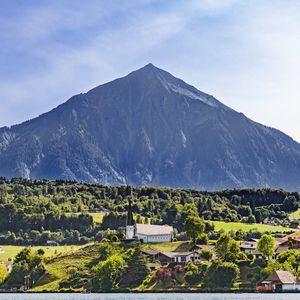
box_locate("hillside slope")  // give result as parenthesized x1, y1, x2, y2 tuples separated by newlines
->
(1, 64, 300, 190)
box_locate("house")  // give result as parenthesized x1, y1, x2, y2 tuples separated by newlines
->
(154, 251, 201, 264)
(125, 200, 174, 243)
(240, 241, 257, 254)
(240, 238, 292, 258)
(257, 271, 300, 292)
(240, 240, 262, 258)
(278, 237, 300, 250)
(46, 240, 59, 246)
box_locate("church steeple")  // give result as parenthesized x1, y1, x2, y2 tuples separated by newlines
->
(126, 199, 134, 226)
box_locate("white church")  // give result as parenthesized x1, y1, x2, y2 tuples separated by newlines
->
(126, 201, 174, 243)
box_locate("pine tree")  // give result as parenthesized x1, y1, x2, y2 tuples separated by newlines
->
(123, 245, 150, 287)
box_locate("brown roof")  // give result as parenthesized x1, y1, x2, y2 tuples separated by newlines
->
(275, 237, 288, 246)
(159, 251, 194, 258)
(285, 232, 300, 239)
(275, 246, 289, 254)
(136, 223, 173, 236)
(189, 244, 215, 251)
(147, 262, 161, 268)
(142, 249, 159, 256)
(240, 241, 257, 250)
(263, 271, 297, 284)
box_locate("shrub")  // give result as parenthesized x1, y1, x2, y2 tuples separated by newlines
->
(153, 268, 171, 283)
(202, 260, 239, 289)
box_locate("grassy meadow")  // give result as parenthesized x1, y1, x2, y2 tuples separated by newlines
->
(211, 220, 298, 233)
(31, 243, 100, 292)
(289, 208, 300, 219)
(0, 245, 82, 262)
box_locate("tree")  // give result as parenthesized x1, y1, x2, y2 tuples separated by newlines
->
(278, 249, 300, 273)
(122, 245, 150, 287)
(196, 233, 209, 245)
(184, 261, 202, 285)
(199, 249, 213, 260)
(94, 254, 126, 291)
(153, 268, 171, 283)
(282, 196, 298, 212)
(247, 215, 256, 224)
(0, 264, 8, 285)
(257, 234, 275, 259)
(6, 248, 45, 287)
(215, 233, 244, 262)
(184, 216, 205, 243)
(202, 260, 239, 289)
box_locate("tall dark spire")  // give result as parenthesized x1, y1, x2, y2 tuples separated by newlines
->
(126, 199, 134, 226)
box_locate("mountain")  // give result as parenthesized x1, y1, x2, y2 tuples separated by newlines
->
(1, 63, 300, 191)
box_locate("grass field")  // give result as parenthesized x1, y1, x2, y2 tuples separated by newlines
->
(211, 221, 298, 233)
(289, 208, 300, 219)
(0, 245, 82, 262)
(31, 243, 100, 292)
(141, 241, 192, 252)
(66, 212, 106, 223)
(88, 212, 106, 223)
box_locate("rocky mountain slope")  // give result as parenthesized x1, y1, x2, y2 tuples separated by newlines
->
(1, 63, 300, 191)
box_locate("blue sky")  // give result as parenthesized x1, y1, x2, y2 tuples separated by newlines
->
(1, 0, 300, 141)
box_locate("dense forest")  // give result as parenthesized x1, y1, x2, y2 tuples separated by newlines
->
(0, 177, 299, 245)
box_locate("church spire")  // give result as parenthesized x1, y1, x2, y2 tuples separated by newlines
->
(126, 199, 134, 226)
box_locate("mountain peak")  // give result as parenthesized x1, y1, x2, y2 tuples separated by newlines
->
(143, 63, 156, 69)
(1, 65, 300, 191)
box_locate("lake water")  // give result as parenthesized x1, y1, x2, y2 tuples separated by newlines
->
(0, 294, 298, 300)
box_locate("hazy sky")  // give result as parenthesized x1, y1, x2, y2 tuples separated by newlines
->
(1, 0, 300, 141)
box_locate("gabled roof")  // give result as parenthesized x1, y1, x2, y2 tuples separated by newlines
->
(158, 251, 194, 258)
(275, 246, 289, 254)
(240, 241, 257, 249)
(285, 232, 300, 239)
(263, 271, 297, 284)
(135, 223, 173, 236)
(189, 244, 215, 252)
(142, 249, 159, 256)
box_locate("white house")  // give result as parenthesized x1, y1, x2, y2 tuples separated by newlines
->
(125, 200, 174, 243)
(258, 271, 300, 292)
(142, 249, 206, 264)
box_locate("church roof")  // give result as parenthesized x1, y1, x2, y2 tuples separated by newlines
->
(135, 223, 173, 236)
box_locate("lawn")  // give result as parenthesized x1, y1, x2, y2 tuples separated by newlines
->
(141, 241, 192, 252)
(289, 208, 300, 219)
(0, 245, 82, 262)
(31, 243, 100, 292)
(66, 212, 106, 224)
(88, 212, 106, 223)
(211, 221, 298, 233)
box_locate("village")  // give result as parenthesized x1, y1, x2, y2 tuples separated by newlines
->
(1, 198, 300, 292)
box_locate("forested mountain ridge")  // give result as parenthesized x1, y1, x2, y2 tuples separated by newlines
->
(1, 64, 300, 190)
(0, 178, 299, 245)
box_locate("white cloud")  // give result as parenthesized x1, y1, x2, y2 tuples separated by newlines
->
(0, 0, 300, 142)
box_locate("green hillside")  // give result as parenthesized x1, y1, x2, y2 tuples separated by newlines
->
(31, 244, 100, 292)
(211, 221, 299, 233)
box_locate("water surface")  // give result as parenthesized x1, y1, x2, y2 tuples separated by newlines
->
(0, 294, 298, 300)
